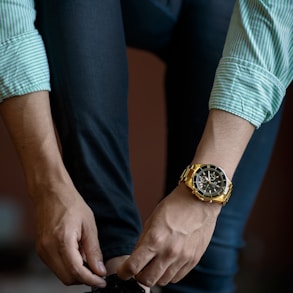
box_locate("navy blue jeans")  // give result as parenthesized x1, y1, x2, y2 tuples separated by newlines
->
(35, 1, 283, 292)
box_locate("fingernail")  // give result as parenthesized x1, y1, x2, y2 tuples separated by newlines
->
(96, 261, 107, 274)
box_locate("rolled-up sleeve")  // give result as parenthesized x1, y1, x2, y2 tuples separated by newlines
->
(0, 0, 50, 102)
(209, 0, 293, 128)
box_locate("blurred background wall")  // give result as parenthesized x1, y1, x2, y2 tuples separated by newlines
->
(0, 48, 292, 292)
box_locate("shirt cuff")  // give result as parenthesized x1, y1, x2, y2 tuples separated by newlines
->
(0, 30, 50, 103)
(209, 57, 286, 128)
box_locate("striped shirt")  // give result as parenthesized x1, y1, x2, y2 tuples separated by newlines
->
(0, 0, 292, 128)
(209, 0, 292, 127)
(0, 0, 50, 99)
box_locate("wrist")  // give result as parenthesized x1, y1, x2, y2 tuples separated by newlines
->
(177, 183, 222, 214)
(24, 153, 73, 202)
(193, 109, 255, 180)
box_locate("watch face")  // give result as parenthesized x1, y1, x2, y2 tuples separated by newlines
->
(193, 164, 227, 198)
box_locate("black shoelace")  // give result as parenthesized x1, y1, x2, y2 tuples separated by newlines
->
(85, 274, 145, 293)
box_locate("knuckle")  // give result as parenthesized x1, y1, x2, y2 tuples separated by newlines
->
(165, 246, 178, 258)
(182, 250, 192, 261)
(148, 232, 165, 249)
(145, 279, 155, 287)
(126, 261, 140, 275)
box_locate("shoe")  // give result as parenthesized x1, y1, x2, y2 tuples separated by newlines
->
(84, 274, 149, 293)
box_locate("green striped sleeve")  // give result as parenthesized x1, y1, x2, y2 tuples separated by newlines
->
(209, 0, 293, 128)
(0, 0, 50, 102)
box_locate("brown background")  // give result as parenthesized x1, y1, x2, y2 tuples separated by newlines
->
(0, 48, 292, 292)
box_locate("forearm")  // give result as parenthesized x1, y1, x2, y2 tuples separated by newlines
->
(0, 91, 72, 201)
(192, 109, 255, 180)
(0, 92, 108, 286)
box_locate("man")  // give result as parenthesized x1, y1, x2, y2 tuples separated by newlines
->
(0, 0, 291, 292)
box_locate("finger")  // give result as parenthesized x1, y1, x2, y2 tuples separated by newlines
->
(35, 235, 78, 284)
(38, 248, 78, 285)
(133, 243, 193, 287)
(134, 251, 185, 287)
(134, 255, 171, 287)
(117, 246, 156, 280)
(170, 261, 196, 284)
(60, 235, 106, 287)
(156, 259, 188, 286)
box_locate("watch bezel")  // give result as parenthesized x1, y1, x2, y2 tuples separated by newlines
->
(193, 164, 229, 198)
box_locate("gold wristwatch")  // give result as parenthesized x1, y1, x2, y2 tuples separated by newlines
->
(178, 164, 233, 205)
